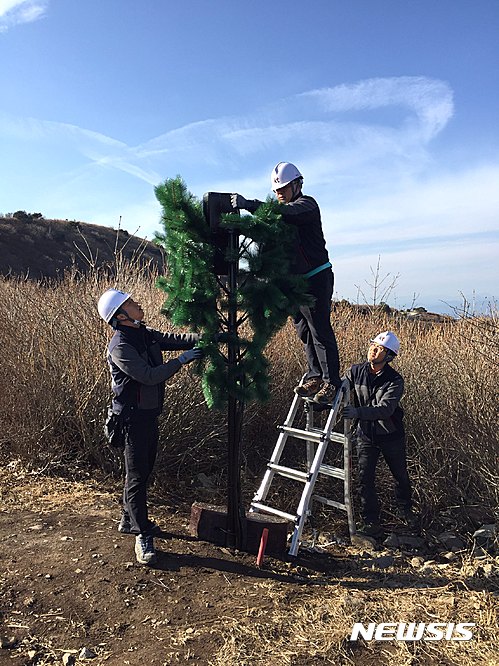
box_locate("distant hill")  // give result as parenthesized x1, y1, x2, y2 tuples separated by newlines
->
(0, 213, 165, 280)
(0, 213, 453, 323)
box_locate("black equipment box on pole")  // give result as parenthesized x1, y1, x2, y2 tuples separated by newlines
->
(202, 192, 234, 276)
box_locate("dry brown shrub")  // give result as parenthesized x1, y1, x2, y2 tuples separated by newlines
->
(397, 315, 498, 523)
(0, 268, 497, 524)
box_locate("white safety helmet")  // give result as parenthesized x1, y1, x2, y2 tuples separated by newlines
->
(370, 331, 400, 355)
(271, 162, 303, 192)
(97, 288, 131, 325)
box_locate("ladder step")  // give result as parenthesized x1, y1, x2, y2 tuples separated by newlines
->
(312, 494, 347, 511)
(319, 464, 345, 480)
(279, 425, 323, 442)
(279, 426, 344, 445)
(250, 503, 296, 522)
(268, 464, 309, 482)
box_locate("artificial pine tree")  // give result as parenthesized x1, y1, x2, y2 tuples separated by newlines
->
(154, 176, 311, 548)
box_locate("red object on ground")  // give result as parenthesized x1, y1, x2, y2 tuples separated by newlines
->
(256, 528, 269, 567)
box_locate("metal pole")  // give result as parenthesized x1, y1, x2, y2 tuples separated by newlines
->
(225, 228, 245, 549)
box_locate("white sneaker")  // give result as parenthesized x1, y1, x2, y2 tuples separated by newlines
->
(134, 534, 157, 565)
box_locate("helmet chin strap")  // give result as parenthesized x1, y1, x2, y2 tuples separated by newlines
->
(290, 178, 302, 201)
(369, 349, 389, 369)
(117, 308, 143, 327)
(370, 350, 394, 369)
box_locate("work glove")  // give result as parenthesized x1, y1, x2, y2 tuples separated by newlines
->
(343, 406, 359, 419)
(178, 347, 203, 365)
(230, 193, 249, 210)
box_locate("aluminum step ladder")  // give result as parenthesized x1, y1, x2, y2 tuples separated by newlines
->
(249, 378, 355, 556)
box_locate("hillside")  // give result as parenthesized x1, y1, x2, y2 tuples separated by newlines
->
(0, 213, 165, 280)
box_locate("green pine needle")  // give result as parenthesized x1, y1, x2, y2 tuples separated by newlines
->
(155, 177, 311, 409)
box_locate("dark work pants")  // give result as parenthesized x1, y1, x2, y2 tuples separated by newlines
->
(356, 436, 412, 523)
(123, 412, 159, 535)
(293, 268, 341, 387)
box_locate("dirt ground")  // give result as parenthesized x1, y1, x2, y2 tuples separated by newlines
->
(0, 461, 497, 666)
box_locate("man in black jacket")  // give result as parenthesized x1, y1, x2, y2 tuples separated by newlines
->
(231, 162, 341, 404)
(98, 288, 201, 565)
(343, 331, 416, 538)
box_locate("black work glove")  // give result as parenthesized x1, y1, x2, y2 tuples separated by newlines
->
(343, 406, 359, 419)
(178, 348, 203, 365)
(230, 193, 249, 210)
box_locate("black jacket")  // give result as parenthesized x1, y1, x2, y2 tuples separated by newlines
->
(344, 361, 405, 444)
(245, 194, 330, 274)
(108, 325, 199, 416)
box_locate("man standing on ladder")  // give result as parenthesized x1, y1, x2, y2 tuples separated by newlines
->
(343, 331, 417, 538)
(231, 162, 342, 404)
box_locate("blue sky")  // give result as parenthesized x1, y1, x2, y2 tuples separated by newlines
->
(1, 0, 498, 313)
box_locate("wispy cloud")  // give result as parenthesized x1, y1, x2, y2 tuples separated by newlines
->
(0, 75, 454, 187)
(0, 113, 162, 184)
(0, 0, 48, 31)
(1, 74, 496, 309)
(131, 77, 455, 210)
(299, 77, 453, 140)
(326, 163, 499, 246)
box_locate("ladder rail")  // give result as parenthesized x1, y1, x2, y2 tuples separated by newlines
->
(289, 400, 344, 556)
(249, 391, 303, 507)
(250, 378, 355, 557)
(343, 425, 356, 538)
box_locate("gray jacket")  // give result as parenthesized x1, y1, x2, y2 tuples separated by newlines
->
(108, 324, 199, 416)
(344, 361, 405, 444)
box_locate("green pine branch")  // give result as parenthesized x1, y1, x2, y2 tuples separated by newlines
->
(154, 177, 311, 409)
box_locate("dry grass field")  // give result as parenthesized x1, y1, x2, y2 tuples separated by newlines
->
(0, 266, 497, 665)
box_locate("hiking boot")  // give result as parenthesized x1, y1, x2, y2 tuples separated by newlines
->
(294, 377, 323, 398)
(356, 522, 383, 538)
(118, 513, 161, 535)
(397, 508, 419, 530)
(313, 383, 338, 405)
(135, 534, 157, 565)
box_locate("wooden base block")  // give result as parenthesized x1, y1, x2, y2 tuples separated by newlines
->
(189, 502, 288, 556)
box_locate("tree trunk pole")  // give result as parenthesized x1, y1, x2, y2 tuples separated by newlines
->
(225, 228, 246, 549)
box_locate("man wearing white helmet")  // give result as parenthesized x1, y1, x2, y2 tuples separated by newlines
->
(97, 288, 202, 565)
(343, 332, 416, 538)
(231, 162, 342, 404)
